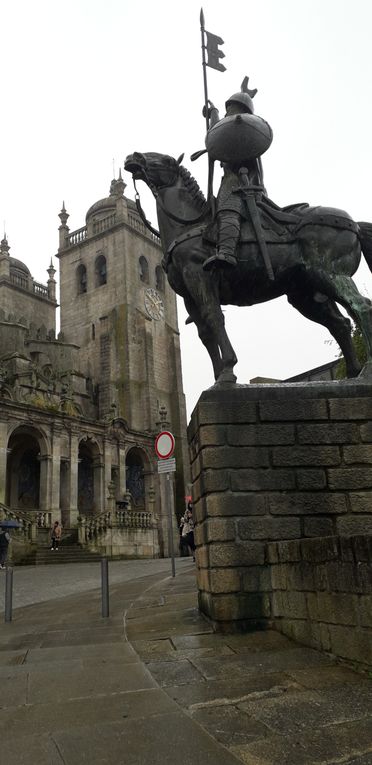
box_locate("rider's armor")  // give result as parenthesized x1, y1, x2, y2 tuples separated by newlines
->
(203, 80, 272, 271)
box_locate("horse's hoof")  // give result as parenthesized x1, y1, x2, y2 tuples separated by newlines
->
(215, 370, 237, 385)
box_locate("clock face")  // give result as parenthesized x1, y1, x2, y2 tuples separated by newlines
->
(144, 288, 164, 321)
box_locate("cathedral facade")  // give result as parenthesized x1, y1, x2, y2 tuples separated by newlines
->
(0, 175, 189, 559)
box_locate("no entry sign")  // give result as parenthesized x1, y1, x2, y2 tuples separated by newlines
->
(155, 431, 175, 460)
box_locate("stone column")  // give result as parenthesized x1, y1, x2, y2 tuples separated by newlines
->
(103, 439, 112, 511)
(39, 455, 52, 519)
(69, 430, 79, 527)
(119, 445, 126, 498)
(0, 420, 8, 504)
(50, 425, 61, 522)
(93, 459, 104, 513)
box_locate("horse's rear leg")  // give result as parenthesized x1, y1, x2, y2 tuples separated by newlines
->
(310, 273, 372, 378)
(287, 292, 362, 378)
(183, 297, 223, 381)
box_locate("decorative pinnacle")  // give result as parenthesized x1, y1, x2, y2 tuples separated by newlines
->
(58, 201, 69, 227)
(0, 234, 10, 256)
(47, 258, 56, 280)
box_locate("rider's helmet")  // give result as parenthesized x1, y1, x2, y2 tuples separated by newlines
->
(225, 76, 257, 115)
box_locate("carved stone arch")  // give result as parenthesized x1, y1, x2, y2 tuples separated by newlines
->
(6, 423, 51, 511)
(78, 435, 103, 514)
(95, 253, 107, 287)
(125, 445, 152, 509)
(139, 255, 149, 284)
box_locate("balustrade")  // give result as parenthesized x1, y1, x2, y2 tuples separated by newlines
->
(66, 226, 87, 247)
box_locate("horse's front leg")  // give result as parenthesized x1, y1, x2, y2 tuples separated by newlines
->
(185, 268, 238, 383)
(183, 297, 223, 381)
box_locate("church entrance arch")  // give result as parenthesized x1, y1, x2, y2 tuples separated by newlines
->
(6, 426, 49, 512)
(125, 447, 150, 510)
(78, 437, 102, 514)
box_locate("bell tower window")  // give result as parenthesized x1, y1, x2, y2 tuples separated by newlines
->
(139, 256, 149, 284)
(95, 254, 107, 287)
(77, 264, 87, 294)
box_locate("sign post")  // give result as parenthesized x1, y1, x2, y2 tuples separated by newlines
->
(155, 431, 176, 577)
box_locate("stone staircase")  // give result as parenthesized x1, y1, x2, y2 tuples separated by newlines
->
(20, 529, 103, 566)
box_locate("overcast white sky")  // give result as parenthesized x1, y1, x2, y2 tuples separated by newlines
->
(1, 0, 372, 418)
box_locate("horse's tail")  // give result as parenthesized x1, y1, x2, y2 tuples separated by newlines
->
(358, 221, 372, 272)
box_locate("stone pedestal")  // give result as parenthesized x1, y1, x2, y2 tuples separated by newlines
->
(188, 381, 372, 632)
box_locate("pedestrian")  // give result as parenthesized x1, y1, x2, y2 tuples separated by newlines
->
(0, 529, 10, 569)
(181, 503, 196, 562)
(50, 520, 62, 551)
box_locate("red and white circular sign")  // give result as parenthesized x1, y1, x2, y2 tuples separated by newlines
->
(155, 431, 175, 459)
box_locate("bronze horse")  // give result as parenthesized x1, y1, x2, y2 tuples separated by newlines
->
(125, 151, 372, 383)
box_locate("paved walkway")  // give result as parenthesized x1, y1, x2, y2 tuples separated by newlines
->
(0, 560, 371, 765)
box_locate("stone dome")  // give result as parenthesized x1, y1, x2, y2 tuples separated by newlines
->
(9, 257, 31, 276)
(86, 176, 127, 223)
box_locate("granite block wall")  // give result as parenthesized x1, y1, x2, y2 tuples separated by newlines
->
(188, 383, 372, 634)
(269, 535, 372, 668)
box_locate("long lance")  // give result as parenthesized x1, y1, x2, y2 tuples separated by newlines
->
(200, 8, 210, 132)
(200, 8, 215, 213)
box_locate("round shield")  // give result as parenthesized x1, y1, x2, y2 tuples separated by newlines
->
(206, 113, 273, 164)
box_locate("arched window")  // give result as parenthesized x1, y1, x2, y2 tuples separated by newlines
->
(95, 254, 107, 287)
(139, 256, 149, 284)
(77, 264, 87, 294)
(155, 265, 165, 292)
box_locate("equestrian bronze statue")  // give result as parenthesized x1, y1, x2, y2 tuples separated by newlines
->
(125, 80, 372, 385)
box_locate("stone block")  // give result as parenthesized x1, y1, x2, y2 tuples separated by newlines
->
(288, 562, 315, 591)
(278, 617, 322, 650)
(314, 592, 359, 625)
(193, 400, 257, 427)
(200, 470, 230, 495)
(297, 422, 359, 444)
(329, 397, 372, 420)
(336, 516, 372, 537)
(197, 568, 211, 591)
(349, 492, 372, 513)
(266, 542, 279, 564)
(325, 561, 359, 593)
(195, 545, 209, 569)
(352, 535, 372, 563)
(328, 624, 372, 665)
(200, 446, 270, 469)
(242, 565, 272, 592)
(227, 423, 295, 446)
(343, 445, 372, 464)
(210, 592, 271, 621)
(360, 422, 372, 442)
(303, 517, 334, 537)
(275, 590, 308, 619)
(338, 537, 354, 562)
(296, 469, 327, 490)
(301, 536, 340, 563)
(259, 399, 328, 421)
(238, 516, 301, 541)
(198, 424, 227, 447)
(356, 563, 372, 594)
(209, 541, 265, 567)
(231, 469, 295, 492)
(269, 493, 347, 516)
(276, 539, 302, 562)
(272, 446, 340, 466)
(205, 492, 266, 517)
(328, 467, 372, 490)
(204, 518, 236, 543)
(209, 568, 241, 594)
(270, 564, 288, 590)
(359, 595, 372, 627)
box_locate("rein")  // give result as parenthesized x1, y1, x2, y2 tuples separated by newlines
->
(133, 173, 211, 235)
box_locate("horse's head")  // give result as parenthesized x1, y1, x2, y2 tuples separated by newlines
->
(124, 152, 184, 191)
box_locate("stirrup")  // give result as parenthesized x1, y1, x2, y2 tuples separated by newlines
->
(203, 252, 237, 271)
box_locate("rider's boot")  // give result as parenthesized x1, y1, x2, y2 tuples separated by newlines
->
(203, 212, 240, 271)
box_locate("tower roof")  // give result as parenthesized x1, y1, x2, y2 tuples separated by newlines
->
(85, 175, 127, 223)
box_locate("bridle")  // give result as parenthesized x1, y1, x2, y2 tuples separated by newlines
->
(132, 163, 211, 237)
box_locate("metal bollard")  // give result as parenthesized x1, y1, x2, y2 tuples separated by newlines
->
(4, 566, 13, 623)
(101, 557, 109, 618)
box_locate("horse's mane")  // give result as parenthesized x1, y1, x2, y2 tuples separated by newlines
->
(178, 165, 206, 210)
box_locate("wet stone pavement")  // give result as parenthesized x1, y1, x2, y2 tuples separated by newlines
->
(0, 559, 371, 764)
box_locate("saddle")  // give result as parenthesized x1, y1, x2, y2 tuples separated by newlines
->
(202, 197, 359, 246)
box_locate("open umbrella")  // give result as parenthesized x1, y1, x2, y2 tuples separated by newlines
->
(0, 520, 21, 528)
